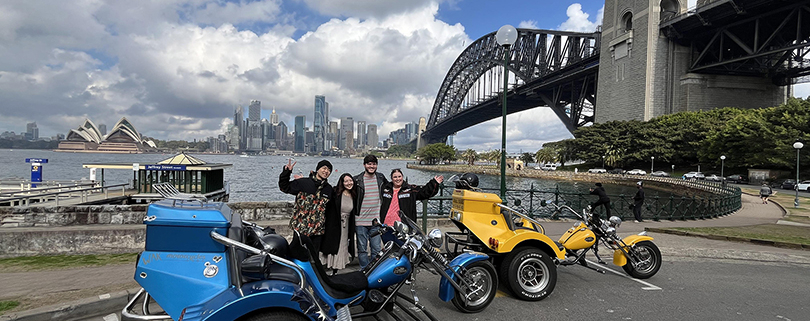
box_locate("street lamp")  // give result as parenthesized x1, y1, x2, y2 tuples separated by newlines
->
(794, 140, 803, 208)
(650, 156, 655, 174)
(720, 155, 726, 178)
(602, 155, 605, 169)
(496, 24, 517, 199)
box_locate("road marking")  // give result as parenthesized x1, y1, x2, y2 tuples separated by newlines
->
(585, 259, 662, 290)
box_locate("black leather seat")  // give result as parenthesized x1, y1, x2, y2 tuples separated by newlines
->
(289, 232, 368, 299)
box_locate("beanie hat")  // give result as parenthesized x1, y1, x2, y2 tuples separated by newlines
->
(595, 183, 602, 187)
(316, 160, 333, 172)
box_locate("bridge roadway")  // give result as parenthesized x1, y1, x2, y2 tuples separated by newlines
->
(3, 194, 809, 321)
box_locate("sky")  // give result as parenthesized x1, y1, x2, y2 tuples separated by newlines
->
(0, 0, 807, 153)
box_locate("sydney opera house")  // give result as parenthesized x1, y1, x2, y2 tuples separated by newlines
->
(56, 118, 157, 153)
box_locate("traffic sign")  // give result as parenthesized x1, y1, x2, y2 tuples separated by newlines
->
(25, 158, 48, 163)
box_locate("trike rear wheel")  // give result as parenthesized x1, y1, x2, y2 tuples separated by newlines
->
(500, 247, 557, 301)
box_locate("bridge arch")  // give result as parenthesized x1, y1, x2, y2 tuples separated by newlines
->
(424, 29, 600, 144)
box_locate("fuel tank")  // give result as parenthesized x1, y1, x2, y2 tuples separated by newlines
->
(557, 222, 596, 251)
(366, 253, 412, 289)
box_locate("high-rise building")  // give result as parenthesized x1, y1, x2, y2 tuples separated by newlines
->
(25, 122, 39, 140)
(367, 124, 378, 148)
(270, 109, 279, 126)
(294, 116, 306, 152)
(326, 121, 338, 151)
(314, 95, 328, 152)
(227, 124, 240, 151)
(234, 105, 245, 150)
(275, 121, 288, 150)
(339, 117, 353, 150)
(356, 121, 366, 148)
(248, 100, 261, 122)
(405, 122, 418, 141)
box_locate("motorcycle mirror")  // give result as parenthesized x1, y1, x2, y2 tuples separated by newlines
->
(514, 199, 522, 206)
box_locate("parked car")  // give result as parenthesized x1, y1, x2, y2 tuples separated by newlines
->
(651, 171, 670, 177)
(726, 174, 748, 184)
(780, 179, 797, 190)
(608, 168, 625, 174)
(705, 174, 722, 182)
(683, 172, 705, 180)
(539, 164, 557, 171)
(797, 180, 810, 191)
(587, 168, 607, 174)
(627, 169, 647, 175)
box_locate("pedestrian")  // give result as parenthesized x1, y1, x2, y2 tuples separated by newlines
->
(588, 182, 611, 223)
(760, 183, 773, 204)
(379, 168, 443, 245)
(633, 181, 645, 222)
(278, 158, 333, 252)
(353, 155, 388, 269)
(321, 173, 357, 275)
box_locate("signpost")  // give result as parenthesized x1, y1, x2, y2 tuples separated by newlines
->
(25, 158, 48, 188)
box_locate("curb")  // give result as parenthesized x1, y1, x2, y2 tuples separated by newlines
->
(645, 227, 810, 251)
(0, 288, 141, 321)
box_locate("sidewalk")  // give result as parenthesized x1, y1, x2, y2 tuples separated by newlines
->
(1, 193, 807, 320)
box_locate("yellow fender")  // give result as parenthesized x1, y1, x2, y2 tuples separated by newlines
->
(498, 230, 567, 260)
(612, 235, 654, 266)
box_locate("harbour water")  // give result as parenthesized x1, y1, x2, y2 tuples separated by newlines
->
(0, 150, 643, 202)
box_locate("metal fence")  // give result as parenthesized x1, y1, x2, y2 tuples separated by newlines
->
(418, 177, 742, 222)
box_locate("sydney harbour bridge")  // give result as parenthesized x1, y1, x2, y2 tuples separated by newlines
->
(420, 0, 810, 145)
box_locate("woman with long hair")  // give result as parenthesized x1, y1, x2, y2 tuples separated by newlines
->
(378, 168, 443, 244)
(321, 173, 357, 275)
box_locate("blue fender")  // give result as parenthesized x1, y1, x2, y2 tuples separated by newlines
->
(438, 252, 490, 302)
(199, 280, 323, 321)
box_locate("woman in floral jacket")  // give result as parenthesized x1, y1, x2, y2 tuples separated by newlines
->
(278, 159, 333, 252)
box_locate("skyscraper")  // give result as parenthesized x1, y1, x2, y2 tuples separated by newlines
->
(294, 116, 306, 152)
(405, 122, 418, 141)
(339, 117, 353, 150)
(314, 95, 328, 152)
(248, 100, 261, 122)
(356, 121, 366, 148)
(234, 105, 245, 150)
(25, 122, 38, 140)
(367, 124, 378, 148)
(270, 108, 279, 126)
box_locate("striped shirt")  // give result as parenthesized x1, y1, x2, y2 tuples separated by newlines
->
(357, 174, 381, 226)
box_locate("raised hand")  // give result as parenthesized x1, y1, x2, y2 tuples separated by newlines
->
(284, 158, 297, 171)
(435, 175, 444, 184)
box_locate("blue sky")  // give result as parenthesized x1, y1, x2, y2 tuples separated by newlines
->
(0, 0, 806, 153)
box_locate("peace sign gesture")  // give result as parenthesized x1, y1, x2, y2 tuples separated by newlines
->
(284, 158, 297, 171)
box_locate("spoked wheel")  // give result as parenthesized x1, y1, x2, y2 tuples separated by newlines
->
(622, 240, 662, 279)
(451, 260, 498, 313)
(500, 247, 557, 301)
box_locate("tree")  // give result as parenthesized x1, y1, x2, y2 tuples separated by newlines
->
(387, 144, 414, 158)
(462, 149, 477, 165)
(520, 152, 534, 165)
(416, 143, 457, 164)
(535, 148, 556, 164)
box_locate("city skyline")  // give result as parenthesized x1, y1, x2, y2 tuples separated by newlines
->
(1, 0, 808, 153)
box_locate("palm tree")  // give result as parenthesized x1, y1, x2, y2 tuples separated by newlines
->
(520, 152, 534, 165)
(462, 149, 477, 165)
(535, 148, 557, 165)
(605, 145, 626, 168)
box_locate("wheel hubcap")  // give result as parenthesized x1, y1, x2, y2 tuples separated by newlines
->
(517, 258, 549, 292)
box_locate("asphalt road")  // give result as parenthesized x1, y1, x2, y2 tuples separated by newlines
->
(83, 231, 810, 321)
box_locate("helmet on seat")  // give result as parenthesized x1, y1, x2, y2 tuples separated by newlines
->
(257, 234, 289, 257)
(455, 172, 480, 189)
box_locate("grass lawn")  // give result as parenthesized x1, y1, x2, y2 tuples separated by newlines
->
(0, 301, 20, 314)
(670, 224, 810, 246)
(0, 253, 138, 272)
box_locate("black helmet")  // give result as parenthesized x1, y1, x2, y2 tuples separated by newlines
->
(257, 234, 289, 257)
(455, 172, 479, 189)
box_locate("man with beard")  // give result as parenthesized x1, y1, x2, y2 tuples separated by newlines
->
(353, 155, 388, 269)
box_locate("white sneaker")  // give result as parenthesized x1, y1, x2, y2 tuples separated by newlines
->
(634, 220, 640, 223)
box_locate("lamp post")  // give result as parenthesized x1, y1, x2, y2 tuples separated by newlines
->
(602, 155, 605, 169)
(794, 140, 803, 208)
(650, 156, 655, 174)
(720, 155, 726, 178)
(496, 25, 517, 199)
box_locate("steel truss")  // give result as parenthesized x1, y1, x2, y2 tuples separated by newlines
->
(662, 0, 810, 85)
(424, 29, 600, 142)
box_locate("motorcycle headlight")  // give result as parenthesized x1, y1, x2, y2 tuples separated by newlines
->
(394, 221, 409, 234)
(427, 228, 443, 248)
(605, 227, 616, 235)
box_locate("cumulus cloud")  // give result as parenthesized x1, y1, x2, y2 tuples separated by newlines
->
(557, 3, 602, 32)
(518, 20, 539, 29)
(301, 0, 439, 19)
(0, 0, 470, 141)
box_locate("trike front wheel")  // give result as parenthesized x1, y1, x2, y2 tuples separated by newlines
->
(451, 260, 498, 313)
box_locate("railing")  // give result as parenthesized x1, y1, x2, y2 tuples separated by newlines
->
(418, 176, 741, 225)
(0, 183, 131, 207)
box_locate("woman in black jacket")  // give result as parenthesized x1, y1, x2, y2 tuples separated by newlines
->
(379, 169, 443, 244)
(321, 173, 357, 275)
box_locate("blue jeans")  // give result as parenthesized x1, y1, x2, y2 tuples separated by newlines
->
(356, 225, 382, 269)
